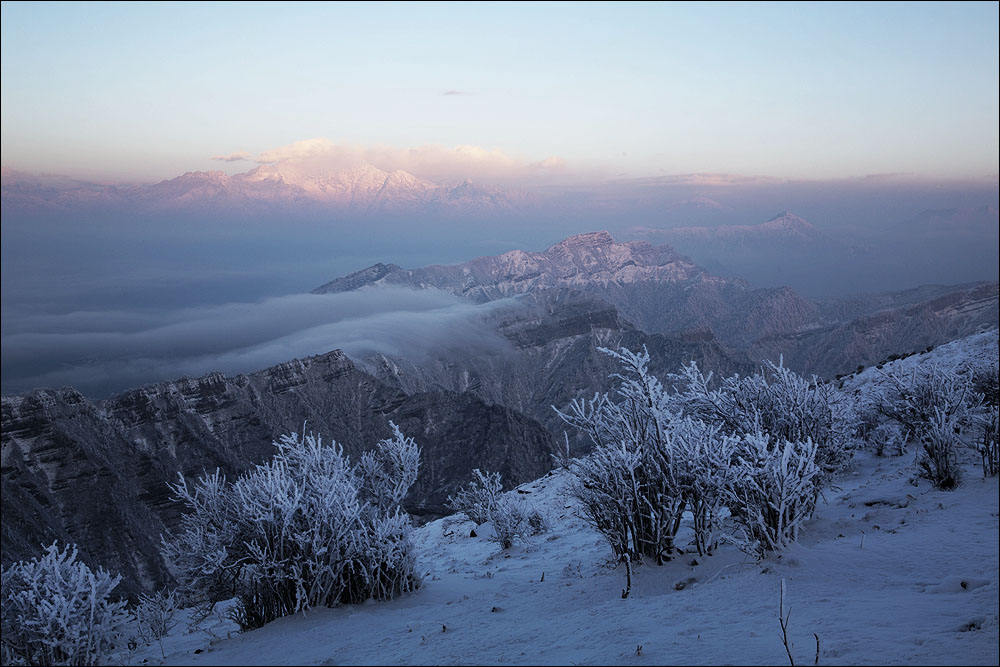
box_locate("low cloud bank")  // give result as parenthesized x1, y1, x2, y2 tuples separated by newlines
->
(1, 288, 513, 398)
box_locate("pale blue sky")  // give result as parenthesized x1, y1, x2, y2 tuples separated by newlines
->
(2, 1, 997, 181)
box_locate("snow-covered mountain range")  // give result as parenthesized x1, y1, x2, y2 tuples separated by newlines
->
(0, 163, 521, 215)
(315, 231, 999, 377)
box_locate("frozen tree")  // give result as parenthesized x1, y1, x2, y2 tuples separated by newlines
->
(447, 469, 503, 526)
(875, 362, 987, 488)
(668, 359, 855, 480)
(669, 420, 741, 556)
(449, 469, 545, 549)
(1, 543, 131, 667)
(728, 434, 821, 556)
(161, 423, 421, 630)
(133, 588, 179, 659)
(558, 347, 688, 563)
(973, 407, 999, 477)
(488, 496, 532, 550)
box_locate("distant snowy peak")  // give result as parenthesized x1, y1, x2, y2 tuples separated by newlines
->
(655, 211, 826, 245)
(761, 211, 816, 232)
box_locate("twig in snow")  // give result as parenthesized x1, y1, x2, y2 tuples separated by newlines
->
(779, 579, 795, 667)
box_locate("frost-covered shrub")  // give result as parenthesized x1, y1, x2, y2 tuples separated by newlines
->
(447, 469, 503, 526)
(727, 434, 820, 556)
(162, 424, 421, 630)
(489, 496, 532, 550)
(567, 441, 645, 561)
(558, 348, 689, 562)
(915, 408, 964, 489)
(875, 363, 979, 442)
(450, 470, 546, 549)
(670, 420, 740, 556)
(972, 361, 999, 407)
(133, 588, 178, 659)
(134, 588, 178, 643)
(559, 347, 834, 566)
(1, 543, 130, 667)
(875, 362, 988, 488)
(669, 359, 854, 479)
(870, 422, 906, 457)
(973, 408, 999, 477)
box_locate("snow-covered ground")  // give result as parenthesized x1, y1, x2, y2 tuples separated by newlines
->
(130, 332, 1000, 666)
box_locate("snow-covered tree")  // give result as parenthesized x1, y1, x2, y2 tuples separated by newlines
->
(133, 588, 178, 659)
(161, 423, 421, 630)
(668, 358, 854, 480)
(447, 468, 503, 526)
(728, 434, 820, 556)
(448, 469, 544, 549)
(558, 347, 689, 563)
(874, 361, 987, 488)
(973, 407, 999, 477)
(1, 543, 131, 667)
(558, 346, 833, 567)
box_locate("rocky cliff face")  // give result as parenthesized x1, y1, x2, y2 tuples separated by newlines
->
(1, 351, 556, 595)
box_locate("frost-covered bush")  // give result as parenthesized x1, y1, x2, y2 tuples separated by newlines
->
(973, 408, 999, 477)
(669, 359, 854, 479)
(916, 408, 964, 489)
(972, 360, 999, 407)
(134, 588, 178, 643)
(870, 422, 906, 457)
(875, 363, 978, 442)
(161, 423, 421, 630)
(133, 588, 178, 659)
(558, 348, 692, 562)
(1, 543, 130, 667)
(450, 469, 545, 549)
(488, 496, 532, 550)
(559, 347, 834, 566)
(875, 362, 988, 488)
(567, 441, 646, 561)
(447, 469, 503, 526)
(728, 434, 820, 556)
(670, 420, 740, 556)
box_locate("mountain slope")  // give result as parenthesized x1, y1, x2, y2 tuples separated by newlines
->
(361, 288, 750, 447)
(129, 331, 1000, 667)
(1, 351, 557, 595)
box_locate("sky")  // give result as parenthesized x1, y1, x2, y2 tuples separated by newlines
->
(1, 1, 998, 182)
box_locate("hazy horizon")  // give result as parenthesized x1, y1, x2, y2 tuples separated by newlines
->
(2, 1, 998, 397)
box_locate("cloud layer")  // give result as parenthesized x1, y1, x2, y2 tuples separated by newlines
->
(249, 138, 569, 185)
(211, 151, 252, 162)
(1, 287, 514, 398)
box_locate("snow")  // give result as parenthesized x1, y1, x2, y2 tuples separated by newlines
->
(126, 333, 999, 666)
